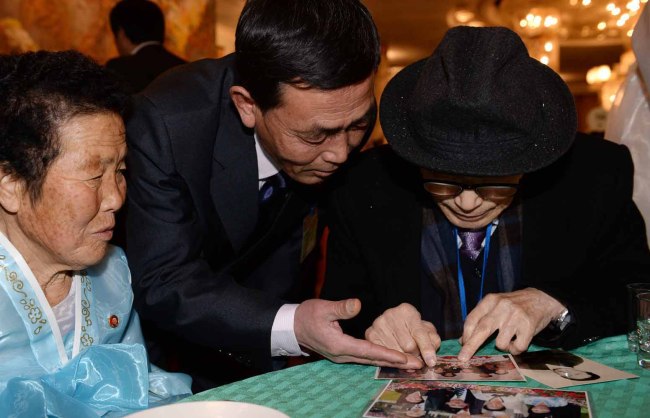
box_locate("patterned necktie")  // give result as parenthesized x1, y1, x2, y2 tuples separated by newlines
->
(458, 228, 487, 261)
(259, 172, 286, 205)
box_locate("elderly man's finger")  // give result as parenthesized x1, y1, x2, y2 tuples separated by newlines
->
(411, 325, 439, 367)
(508, 329, 534, 355)
(458, 320, 497, 362)
(494, 325, 517, 351)
(394, 322, 420, 354)
(461, 294, 498, 345)
(366, 325, 402, 352)
(430, 330, 442, 350)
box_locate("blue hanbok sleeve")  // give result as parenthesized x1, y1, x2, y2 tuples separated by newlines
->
(0, 344, 151, 417)
(119, 310, 193, 405)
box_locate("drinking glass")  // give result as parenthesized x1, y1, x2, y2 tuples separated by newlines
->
(626, 283, 650, 352)
(636, 292, 650, 369)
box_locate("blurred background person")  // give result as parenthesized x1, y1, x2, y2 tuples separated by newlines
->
(0, 50, 191, 417)
(605, 4, 650, 245)
(107, 0, 186, 94)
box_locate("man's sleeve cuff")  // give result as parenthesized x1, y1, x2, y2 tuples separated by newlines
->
(270, 303, 309, 357)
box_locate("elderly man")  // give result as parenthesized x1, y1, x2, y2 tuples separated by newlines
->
(322, 26, 650, 366)
(126, 0, 413, 391)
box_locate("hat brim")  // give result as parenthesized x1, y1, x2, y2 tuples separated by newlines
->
(379, 57, 577, 176)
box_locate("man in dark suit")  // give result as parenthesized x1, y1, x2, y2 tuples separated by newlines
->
(107, 0, 186, 94)
(322, 27, 650, 367)
(126, 0, 415, 391)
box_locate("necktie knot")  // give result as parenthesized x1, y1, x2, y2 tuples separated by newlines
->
(458, 228, 486, 261)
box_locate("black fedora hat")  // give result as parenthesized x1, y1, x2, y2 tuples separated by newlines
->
(380, 26, 577, 176)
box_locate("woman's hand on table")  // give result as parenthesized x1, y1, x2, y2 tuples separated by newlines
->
(294, 298, 423, 369)
(458, 288, 566, 362)
(365, 303, 441, 368)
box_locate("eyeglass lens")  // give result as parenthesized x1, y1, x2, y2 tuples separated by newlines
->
(423, 181, 518, 200)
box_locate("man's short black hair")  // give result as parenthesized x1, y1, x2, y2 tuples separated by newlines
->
(110, 0, 165, 44)
(235, 0, 380, 111)
(0, 50, 127, 202)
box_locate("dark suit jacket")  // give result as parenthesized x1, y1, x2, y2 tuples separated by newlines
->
(106, 43, 186, 93)
(322, 134, 650, 349)
(126, 55, 320, 389)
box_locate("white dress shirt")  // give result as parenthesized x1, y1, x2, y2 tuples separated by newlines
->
(254, 134, 304, 357)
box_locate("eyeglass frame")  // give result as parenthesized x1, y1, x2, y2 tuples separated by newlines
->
(421, 179, 520, 200)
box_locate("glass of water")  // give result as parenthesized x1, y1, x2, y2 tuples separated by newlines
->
(626, 283, 650, 352)
(636, 292, 650, 369)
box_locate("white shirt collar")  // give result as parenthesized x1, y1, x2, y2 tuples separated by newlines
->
(130, 41, 161, 55)
(254, 133, 280, 182)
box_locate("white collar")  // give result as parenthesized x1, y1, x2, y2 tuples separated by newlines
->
(255, 133, 280, 181)
(130, 41, 161, 55)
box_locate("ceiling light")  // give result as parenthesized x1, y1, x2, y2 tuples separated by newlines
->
(453, 9, 475, 23)
(586, 65, 612, 84)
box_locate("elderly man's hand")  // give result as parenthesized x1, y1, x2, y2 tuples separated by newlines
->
(294, 299, 423, 369)
(458, 288, 566, 361)
(365, 303, 441, 368)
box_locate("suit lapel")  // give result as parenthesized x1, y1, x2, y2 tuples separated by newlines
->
(210, 101, 259, 253)
(228, 190, 309, 278)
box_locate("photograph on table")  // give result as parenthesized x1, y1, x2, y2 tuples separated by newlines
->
(363, 380, 591, 418)
(376, 355, 526, 382)
(512, 349, 638, 388)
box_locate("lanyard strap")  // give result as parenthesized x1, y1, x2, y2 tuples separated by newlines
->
(454, 223, 493, 321)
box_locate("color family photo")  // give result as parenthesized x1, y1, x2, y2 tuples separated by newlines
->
(364, 381, 591, 418)
(377, 355, 525, 382)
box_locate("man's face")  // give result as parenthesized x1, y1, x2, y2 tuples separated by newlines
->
(531, 402, 551, 413)
(250, 76, 376, 185)
(447, 399, 468, 409)
(485, 396, 504, 410)
(420, 169, 522, 229)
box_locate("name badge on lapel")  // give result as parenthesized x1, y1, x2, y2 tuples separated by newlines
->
(301, 207, 318, 262)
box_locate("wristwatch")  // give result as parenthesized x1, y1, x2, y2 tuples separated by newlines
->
(549, 308, 572, 333)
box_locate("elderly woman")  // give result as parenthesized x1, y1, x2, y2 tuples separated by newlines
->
(0, 50, 191, 417)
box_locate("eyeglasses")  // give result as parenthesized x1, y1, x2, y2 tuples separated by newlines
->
(422, 180, 519, 200)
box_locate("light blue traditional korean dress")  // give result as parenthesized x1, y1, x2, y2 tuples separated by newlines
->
(0, 232, 192, 417)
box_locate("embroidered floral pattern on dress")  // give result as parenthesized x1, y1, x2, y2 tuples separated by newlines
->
(80, 273, 94, 347)
(0, 254, 47, 335)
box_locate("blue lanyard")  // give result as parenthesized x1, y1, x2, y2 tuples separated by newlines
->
(454, 223, 493, 321)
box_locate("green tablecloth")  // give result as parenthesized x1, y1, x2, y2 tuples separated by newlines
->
(185, 335, 650, 417)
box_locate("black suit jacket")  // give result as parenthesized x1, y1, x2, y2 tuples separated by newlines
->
(126, 55, 320, 389)
(106, 43, 186, 93)
(322, 134, 650, 349)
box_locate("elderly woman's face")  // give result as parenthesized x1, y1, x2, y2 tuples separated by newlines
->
(16, 112, 126, 270)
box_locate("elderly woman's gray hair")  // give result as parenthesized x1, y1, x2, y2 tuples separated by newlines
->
(0, 50, 128, 201)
